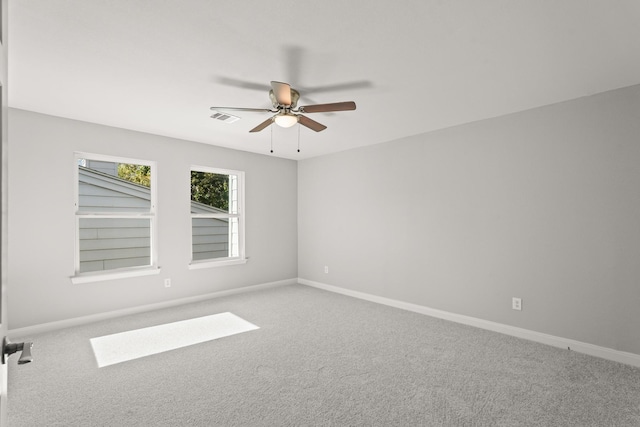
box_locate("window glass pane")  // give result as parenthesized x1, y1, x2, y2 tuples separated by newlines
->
(192, 217, 230, 260)
(79, 218, 151, 273)
(190, 171, 236, 214)
(78, 160, 151, 212)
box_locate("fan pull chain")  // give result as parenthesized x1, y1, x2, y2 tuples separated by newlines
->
(270, 124, 274, 153)
(297, 123, 301, 153)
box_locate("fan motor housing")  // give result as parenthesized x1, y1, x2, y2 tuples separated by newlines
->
(269, 88, 300, 109)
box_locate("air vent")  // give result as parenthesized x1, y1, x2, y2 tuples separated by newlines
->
(210, 111, 240, 124)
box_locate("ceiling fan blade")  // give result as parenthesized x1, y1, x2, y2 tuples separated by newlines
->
(271, 81, 292, 106)
(249, 117, 274, 133)
(215, 76, 272, 92)
(300, 101, 356, 113)
(210, 106, 273, 112)
(298, 115, 327, 132)
(302, 80, 372, 94)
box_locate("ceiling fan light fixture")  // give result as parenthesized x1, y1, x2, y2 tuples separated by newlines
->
(274, 113, 298, 128)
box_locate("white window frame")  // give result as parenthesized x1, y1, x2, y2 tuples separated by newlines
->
(188, 165, 246, 269)
(71, 152, 160, 284)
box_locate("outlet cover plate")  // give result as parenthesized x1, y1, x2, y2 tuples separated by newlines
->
(512, 297, 522, 311)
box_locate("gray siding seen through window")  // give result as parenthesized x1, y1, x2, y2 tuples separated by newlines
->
(77, 166, 153, 273)
(191, 201, 231, 260)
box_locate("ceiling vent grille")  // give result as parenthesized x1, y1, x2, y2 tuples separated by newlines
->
(210, 111, 240, 124)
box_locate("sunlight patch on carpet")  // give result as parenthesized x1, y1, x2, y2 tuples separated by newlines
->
(90, 312, 259, 367)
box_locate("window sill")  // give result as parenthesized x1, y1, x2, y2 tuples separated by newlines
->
(71, 266, 161, 284)
(188, 258, 248, 270)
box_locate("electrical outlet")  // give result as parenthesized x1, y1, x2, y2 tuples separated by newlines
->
(512, 297, 522, 311)
(324, 266, 329, 274)
(164, 278, 171, 288)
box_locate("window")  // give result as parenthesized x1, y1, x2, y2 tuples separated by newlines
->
(73, 154, 158, 282)
(190, 166, 245, 267)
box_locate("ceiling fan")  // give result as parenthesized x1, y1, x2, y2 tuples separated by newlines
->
(210, 81, 356, 133)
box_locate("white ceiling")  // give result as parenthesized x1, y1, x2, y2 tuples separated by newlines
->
(8, 1, 640, 160)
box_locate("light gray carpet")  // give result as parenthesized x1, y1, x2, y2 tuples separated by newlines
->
(8, 284, 640, 426)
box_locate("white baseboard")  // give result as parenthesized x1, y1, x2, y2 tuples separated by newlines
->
(299, 278, 640, 368)
(9, 278, 297, 337)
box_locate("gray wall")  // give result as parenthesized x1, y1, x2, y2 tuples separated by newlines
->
(298, 84, 640, 355)
(8, 109, 298, 329)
